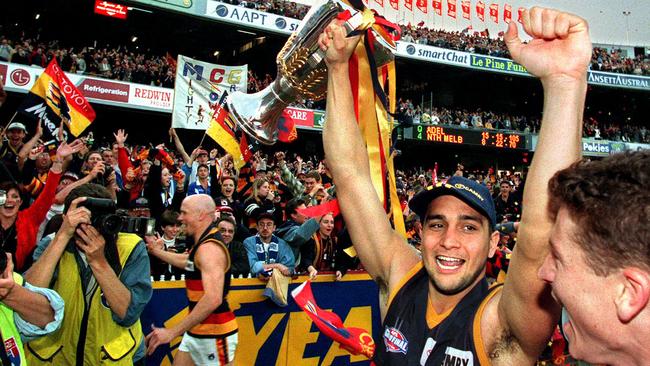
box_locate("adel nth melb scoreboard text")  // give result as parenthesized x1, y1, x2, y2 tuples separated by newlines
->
(406, 124, 528, 150)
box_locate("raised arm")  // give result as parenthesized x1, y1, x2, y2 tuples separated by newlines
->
(496, 7, 592, 356)
(145, 236, 189, 270)
(319, 22, 419, 292)
(169, 128, 191, 164)
(17, 120, 43, 171)
(0, 254, 55, 329)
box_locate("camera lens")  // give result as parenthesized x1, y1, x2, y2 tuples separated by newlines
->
(100, 214, 123, 236)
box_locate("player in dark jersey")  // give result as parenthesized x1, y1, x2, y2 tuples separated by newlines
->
(146, 194, 238, 365)
(320, 6, 591, 365)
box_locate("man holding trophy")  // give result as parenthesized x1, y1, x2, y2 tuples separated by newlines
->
(318, 5, 591, 366)
(227, 0, 592, 364)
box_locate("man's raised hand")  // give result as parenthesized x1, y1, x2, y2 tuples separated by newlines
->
(504, 7, 592, 84)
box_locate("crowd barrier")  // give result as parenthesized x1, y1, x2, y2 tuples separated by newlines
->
(141, 272, 381, 366)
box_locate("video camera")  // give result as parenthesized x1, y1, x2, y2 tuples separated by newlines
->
(80, 198, 156, 237)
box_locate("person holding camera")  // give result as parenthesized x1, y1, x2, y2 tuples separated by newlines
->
(24, 183, 153, 365)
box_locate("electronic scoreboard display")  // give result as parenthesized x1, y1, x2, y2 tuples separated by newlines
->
(409, 125, 527, 150)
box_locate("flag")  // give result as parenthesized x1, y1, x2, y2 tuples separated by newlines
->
(374, 0, 384, 5)
(476, 1, 485, 21)
(206, 92, 254, 170)
(461, 0, 470, 19)
(432, 0, 442, 15)
(291, 281, 376, 359)
(172, 55, 247, 131)
(447, 0, 457, 19)
(278, 110, 299, 143)
(517, 7, 524, 24)
(18, 59, 95, 140)
(297, 199, 341, 218)
(489, 3, 499, 23)
(504, 4, 512, 23)
(416, 0, 427, 13)
(389, 0, 399, 10)
(462, 25, 473, 34)
(404, 0, 412, 11)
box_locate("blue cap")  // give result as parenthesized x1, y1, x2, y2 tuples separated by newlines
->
(408, 176, 497, 229)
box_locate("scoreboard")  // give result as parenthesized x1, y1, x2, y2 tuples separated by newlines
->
(406, 125, 528, 150)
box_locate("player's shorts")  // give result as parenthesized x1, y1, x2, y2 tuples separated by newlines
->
(178, 332, 238, 365)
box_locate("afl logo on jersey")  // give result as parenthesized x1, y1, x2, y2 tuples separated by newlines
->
(383, 327, 408, 354)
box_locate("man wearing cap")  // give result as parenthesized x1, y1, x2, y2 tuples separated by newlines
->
(0, 121, 28, 181)
(243, 212, 295, 278)
(320, 6, 590, 365)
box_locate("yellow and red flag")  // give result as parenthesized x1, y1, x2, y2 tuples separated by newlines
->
(18, 59, 95, 138)
(205, 92, 253, 170)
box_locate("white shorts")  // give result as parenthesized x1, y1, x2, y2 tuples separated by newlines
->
(178, 332, 238, 365)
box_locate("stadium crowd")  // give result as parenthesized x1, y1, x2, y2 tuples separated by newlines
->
(398, 98, 650, 143)
(215, 0, 650, 76)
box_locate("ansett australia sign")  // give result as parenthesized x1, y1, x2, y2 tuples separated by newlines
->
(205, 0, 300, 35)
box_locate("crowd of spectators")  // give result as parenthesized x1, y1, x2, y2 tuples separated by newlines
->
(591, 46, 650, 76)
(398, 97, 649, 143)
(0, 34, 178, 87)
(400, 25, 511, 58)
(215, 0, 650, 76)
(399, 25, 650, 76)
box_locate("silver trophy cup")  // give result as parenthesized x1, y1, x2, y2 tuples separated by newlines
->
(226, 0, 395, 145)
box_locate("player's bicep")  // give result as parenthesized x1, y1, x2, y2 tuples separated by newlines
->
(498, 228, 559, 354)
(196, 244, 228, 301)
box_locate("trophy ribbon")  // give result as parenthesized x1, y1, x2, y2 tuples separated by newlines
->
(338, 2, 406, 236)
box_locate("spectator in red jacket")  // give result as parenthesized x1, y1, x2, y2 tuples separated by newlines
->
(0, 140, 82, 272)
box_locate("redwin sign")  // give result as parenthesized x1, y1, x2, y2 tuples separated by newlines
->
(94, 0, 128, 19)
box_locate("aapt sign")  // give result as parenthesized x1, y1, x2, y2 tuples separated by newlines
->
(94, 0, 128, 19)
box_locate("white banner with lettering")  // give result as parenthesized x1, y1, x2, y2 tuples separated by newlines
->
(172, 55, 247, 130)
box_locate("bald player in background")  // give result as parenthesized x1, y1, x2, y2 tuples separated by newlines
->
(146, 194, 238, 366)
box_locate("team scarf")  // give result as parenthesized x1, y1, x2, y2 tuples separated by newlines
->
(292, 280, 375, 358)
(337, 3, 406, 237)
(255, 234, 280, 277)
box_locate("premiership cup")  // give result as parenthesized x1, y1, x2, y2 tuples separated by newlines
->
(226, 0, 395, 145)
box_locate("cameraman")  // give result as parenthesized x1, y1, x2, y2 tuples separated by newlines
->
(24, 183, 152, 365)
